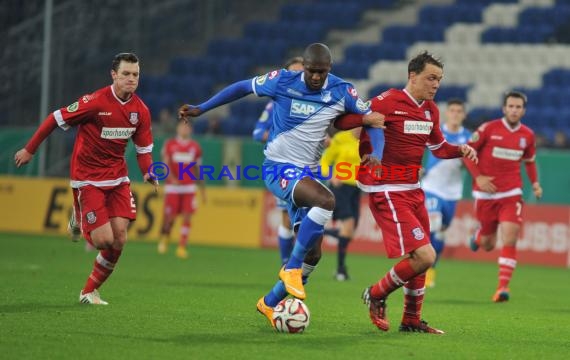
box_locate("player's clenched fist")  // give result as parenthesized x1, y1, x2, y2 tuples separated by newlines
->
(178, 104, 202, 120)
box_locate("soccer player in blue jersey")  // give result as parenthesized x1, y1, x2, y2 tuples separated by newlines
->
(421, 99, 471, 287)
(252, 56, 304, 265)
(179, 43, 385, 327)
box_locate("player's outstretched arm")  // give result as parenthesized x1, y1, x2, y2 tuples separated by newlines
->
(14, 114, 59, 167)
(179, 79, 254, 121)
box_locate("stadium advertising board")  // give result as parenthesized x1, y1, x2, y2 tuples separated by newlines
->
(261, 192, 570, 268)
(0, 176, 262, 248)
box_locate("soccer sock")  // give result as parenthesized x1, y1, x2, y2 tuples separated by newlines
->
(402, 272, 426, 324)
(277, 225, 294, 265)
(430, 231, 445, 268)
(82, 248, 122, 294)
(370, 258, 418, 299)
(337, 236, 350, 270)
(286, 207, 332, 269)
(179, 218, 191, 248)
(323, 228, 339, 239)
(264, 281, 287, 307)
(301, 262, 317, 285)
(498, 245, 517, 289)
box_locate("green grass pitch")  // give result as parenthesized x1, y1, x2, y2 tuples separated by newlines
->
(1, 232, 568, 359)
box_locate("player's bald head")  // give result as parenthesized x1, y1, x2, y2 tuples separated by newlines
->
(303, 43, 332, 65)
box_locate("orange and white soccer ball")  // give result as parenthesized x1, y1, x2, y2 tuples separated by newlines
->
(272, 298, 310, 333)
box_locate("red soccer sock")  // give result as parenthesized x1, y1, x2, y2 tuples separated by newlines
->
(498, 245, 517, 289)
(402, 272, 426, 324)
(370, 258, 418, 299)
(179, 219, 191, 248)
(82, 248, 122, 294)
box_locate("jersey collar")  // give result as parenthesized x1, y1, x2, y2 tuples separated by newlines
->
(301, 73, 329, 90)
(110, 85, 133, 105)
(403, 88, 424, 107)
(501, 117, 521, 132)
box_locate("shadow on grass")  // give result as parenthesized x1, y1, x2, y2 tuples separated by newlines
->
(0, 302, 89, 314)
(428, 298, 488, 305)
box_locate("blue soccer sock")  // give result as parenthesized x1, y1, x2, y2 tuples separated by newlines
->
(285, 207, 332, 270)
(264, 281, 287, 307)
(430, 231, 445, 268)
(277, 225, 294, 265)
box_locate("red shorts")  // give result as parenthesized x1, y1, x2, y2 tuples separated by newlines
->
(163, 193, 196, 217)
(368, 188, 430, 258)
(72, 184, 136, 244)
(475, 195, 523, 236)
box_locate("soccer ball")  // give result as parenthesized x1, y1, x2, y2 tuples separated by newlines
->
(272, 298, 310, 333)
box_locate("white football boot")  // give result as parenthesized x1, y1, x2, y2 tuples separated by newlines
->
(79, 289, 108, 305)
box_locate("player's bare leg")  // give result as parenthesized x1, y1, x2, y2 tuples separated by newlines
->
(79, 217, 128, 305)
(158, 215, 174, 254)
(176, 213, 191, 259)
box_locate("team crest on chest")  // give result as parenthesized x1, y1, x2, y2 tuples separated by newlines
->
(321, 90, 332, 103)
(519, 137, 527, 148)
(129, 112, 139, 125)
(424, 110, 431, 120)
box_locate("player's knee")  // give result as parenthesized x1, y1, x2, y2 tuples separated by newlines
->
(316, 192, 335, 211)
(112, 229, 128, 247)
(415, 245, 436, 270)
(90, 233, 114, 249)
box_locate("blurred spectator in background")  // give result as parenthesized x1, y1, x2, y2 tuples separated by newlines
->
(535, 133, 548, 148)
(206, 114, 223, 135)
(552, 130, 569, 148)
(155, 108, 177, 136)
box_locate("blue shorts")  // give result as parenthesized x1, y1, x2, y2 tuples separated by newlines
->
(263, 159, 324, 228)
(424, 191, 457, 232)
(275, 196, 288, 209)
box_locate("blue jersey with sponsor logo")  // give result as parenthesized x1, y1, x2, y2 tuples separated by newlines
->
(422, 125, 471, 200)
(251, 69, 370, 169)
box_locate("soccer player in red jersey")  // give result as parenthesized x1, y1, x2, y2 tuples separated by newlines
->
(157, 119, 205, 259)
(14, 53, 157, 305)
(464, 91, 542, 303)
(336, 51, 477, 334)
